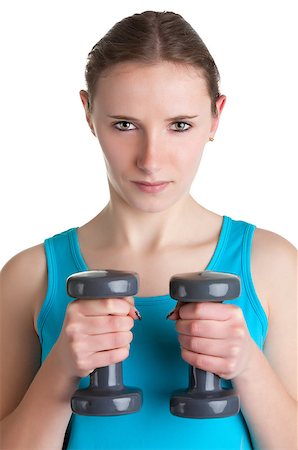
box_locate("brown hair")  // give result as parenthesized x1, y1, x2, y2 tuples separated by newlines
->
(84, 10, 221, 116)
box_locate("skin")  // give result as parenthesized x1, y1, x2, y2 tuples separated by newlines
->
(78, 61, 297, 449)
(81, 62, 224, 220)
(0, 60, 296, 449)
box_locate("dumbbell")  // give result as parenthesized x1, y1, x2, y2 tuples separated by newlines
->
(169, 271, 241, 419)
(66, 269, 142, 416)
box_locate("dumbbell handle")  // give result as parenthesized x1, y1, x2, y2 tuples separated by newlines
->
(189, 367, 221, 392)
(90, 364, 123, 390)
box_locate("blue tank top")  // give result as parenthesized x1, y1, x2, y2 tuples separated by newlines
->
(37, 215, 268, 450)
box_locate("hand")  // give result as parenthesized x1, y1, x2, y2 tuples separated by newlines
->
(52, 297, 140, 379)
(168, 302, 256, 380)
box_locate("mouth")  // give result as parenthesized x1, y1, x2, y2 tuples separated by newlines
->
(132, 180, 171, 193)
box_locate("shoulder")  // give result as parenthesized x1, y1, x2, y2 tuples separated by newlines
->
(1, 243, 47, 326)
(251, 227, 297, 276)
(250, 228, 297, 401)
(0, 244, 47, 419)
(250, 227, 297, 314)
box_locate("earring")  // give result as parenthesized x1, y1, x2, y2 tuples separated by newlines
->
(209, 137, 214, 142)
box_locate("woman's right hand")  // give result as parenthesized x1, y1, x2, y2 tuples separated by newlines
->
(51, 297, 139, 379)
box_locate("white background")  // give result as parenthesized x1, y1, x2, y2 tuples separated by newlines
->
(1, 0, 297, 268)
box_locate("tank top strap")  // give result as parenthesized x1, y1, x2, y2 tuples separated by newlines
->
(37, 227, 79, 348)
(213, 217, 268, 348)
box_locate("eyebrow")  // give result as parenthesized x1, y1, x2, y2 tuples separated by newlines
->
(107, 114, 199, 122)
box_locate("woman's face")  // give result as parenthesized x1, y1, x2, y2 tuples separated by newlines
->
(80, 61, 225, 213)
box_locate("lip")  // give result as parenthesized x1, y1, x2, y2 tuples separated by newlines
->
(132, 181, 171, 193)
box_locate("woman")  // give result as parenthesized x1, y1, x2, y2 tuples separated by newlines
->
(0, 10, 296, 450)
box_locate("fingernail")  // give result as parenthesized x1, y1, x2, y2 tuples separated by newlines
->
(135, 309, 142, 320)
(166, 309, 176, 320)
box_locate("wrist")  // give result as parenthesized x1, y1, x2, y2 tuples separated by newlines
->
(233, 341, 263, 387)
(43, 344, 80, 402)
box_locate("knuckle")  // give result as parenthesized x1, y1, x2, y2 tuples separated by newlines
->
(111, 315, 133, 331)
(66, 302, 79, 319)
(127, 331, 133, 343)
(64, 322, 80, 340)
(230, 345, 240, 357)
(71, 340, 84, 356)
(230, 305, 243, 321)
(189, 321, 199, 335)
(109, 347, 129, 365)
(127, 316, 134, 330)
(189, 336, 197, 351)
(193, 353, 203, 369)
(228, 359, 237, 374)
(222, 359, 236, 377)
(119, 348, 130, 363)
(234, 327, 245, 339)
(75, 357, 88, 373)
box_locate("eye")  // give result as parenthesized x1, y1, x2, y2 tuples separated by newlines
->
(170, 122, 191, 132)
(114, 121, 136, 132)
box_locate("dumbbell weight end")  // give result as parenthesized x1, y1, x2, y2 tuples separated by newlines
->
(71, 364, 142, 416)
(170, 366, 240, 418)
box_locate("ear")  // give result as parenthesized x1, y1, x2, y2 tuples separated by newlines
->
(209, 95, 226, 139)
(79, 90, 96, 137)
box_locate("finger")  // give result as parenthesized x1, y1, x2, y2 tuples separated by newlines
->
(84, 331, 133, 353)
(176, 319, 230, 339)
(181, 347, 226, 377)
(178, 302, 242, 321)
(123, 296, 135, 307)
(111, 296, 141, 321)
(73, 298, 132, 317)
(80, 315, 134, 335)
(89, 346, 130, 370)
(128, 305, 142, 321)
(178, 334, 233, 358)
(166, 301, 183, 320)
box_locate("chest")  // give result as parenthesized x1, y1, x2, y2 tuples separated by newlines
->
(79, 241, 218, 297)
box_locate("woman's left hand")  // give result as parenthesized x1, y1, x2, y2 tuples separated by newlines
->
(167, 302, 257, 380)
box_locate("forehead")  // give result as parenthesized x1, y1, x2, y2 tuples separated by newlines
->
(94, 61, 210, 110)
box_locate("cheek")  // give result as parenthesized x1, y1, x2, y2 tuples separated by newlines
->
(98, 135, 131, 172)
(103, 150, 128, 176)
(174, 144, 204, 176)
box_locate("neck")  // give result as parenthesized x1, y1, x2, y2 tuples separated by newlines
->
(95, 192, 208, 253)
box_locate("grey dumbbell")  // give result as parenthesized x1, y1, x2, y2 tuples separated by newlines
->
(66, 269, 142, 416)
(169, 271, 241, 419)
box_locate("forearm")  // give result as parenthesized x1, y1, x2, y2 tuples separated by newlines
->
(0, 346, 79, 450)
(233, 342, 297, 450)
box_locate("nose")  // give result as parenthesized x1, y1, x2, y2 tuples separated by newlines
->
(136, 131, 163, 175)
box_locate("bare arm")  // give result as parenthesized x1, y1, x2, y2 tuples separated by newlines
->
(0, 244, 138, 450)
(0, 246, 76, 450)
(171, 228, 297, 449)
(233, 229, 298, 449)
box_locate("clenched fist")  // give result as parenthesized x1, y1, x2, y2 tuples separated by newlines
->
(51, 297, 141, 379)
(168, 302, 256, 380)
